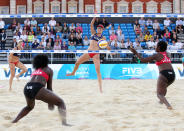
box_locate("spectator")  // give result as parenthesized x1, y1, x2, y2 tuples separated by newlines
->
(46, 32, 55, 42)
(169, 40, 178, 50)
(63, 22, 69, 33)
(62, 30, 69, 39)
(76, 23, 83, 33)
(110, 32, 117, 41)
(134, 20, 140, 30)
(142, 26, 148, 35)
(36, 26, 42, 36)
(69, 23, 75, 32)
(10, 18, 17, 31)
(20, 31, 28, 42)
(12, 38, 17, 48)
(32, 39, 39, 49)
(42, 23, 50, 33)
(22, 26, 28, 34)
(120, 39, 126, 49)
(37, 41, 45, 50)
(171, 32, 178, 42)
(146, 19, 153, 26)
(109, 26, 115, 35)
(94, 18, 100, 29)
(134, 41, 142, 50)
(139, 17, 146, 26)
(156, 26, 162, 38)
(13, 32, 20, 42)
(30, 18, 37, 27)
(53, 41, 61, 50)
(153, 31, 158, 40)
(125, 38, 132, 48)
(61, 41, 68, 50)
(135, 25, 141, 35)
(41, 33, 47, 41)
(176, 25, 183, 34)
(153, 20, 160, 31)
(15, 23, 23, 34)
(111, 39, 121, 48)
(116, 25, 122, 36)
(133, 38, 139, 48)
(117, 30, 124, 42)
(55, 35, 62, 44)
(49, 17, 56, 27)
(55, 22, 63, 32)
(176, 18, 183, 26)
(102, 18, 110, 29)
(137, 32, 145, 42)
(24, 18, 30, 27)
(45, 43, 52, 50)
(46, 38, 54, 47)
(155, 38, 160, 45)
(23, 43, 31, 50)
(30, 26, 35, 35)
(0, 18, 5, 33)
(76, 30, 83, 46)
(146, 37, 156, 49)
(175, 40, 183, 49)
(27, 32, 34, 43)
(40, 37, 47, 47)
(68, 34, 77, 46)
(50, 26, 56, 35)
(0, 29, 6, 50)
(164, 17, 171, 27)
(164, 30, 171, 39)
(83, 36, 90, 46)
(144, 31, 152, 42)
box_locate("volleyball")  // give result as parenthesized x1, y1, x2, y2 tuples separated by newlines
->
(98, 39, 108, 49)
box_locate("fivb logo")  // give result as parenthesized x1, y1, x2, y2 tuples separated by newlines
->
(122, 67, 142, 76)
(3, 68, 32, 78)
(177, 67, 184, 77)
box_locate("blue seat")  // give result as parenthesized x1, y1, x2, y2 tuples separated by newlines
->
(120, 53, 127, 58)
(38, 24, 43, 27)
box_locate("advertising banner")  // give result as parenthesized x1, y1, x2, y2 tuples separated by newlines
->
(0, 64, 184, 80)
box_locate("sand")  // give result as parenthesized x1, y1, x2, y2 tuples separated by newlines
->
(0, 79, 184, 131)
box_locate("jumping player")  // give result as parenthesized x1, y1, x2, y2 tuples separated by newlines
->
(66, 17, 110, 93)
(12, 54, 69, 125)
(130, 41, 175, 109)
(8, 39, 27, 90)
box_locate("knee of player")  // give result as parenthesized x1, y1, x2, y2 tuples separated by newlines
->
(57, 99, 66, 109)
(11, 73, 15, 77)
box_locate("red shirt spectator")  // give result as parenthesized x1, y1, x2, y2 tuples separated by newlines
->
(110, 32, 117, 41)
(76, 23, 83, 33)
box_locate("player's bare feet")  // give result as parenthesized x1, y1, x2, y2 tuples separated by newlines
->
(66, 73, 75, 76)
(167, 106, 173, 110)
(9, 87, 12, 91)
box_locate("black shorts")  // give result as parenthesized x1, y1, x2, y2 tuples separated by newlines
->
(24, 82, 44, 99)
(160, 69, 175, 85)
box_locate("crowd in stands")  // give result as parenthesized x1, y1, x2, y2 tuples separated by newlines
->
(0, 17, 184, 51)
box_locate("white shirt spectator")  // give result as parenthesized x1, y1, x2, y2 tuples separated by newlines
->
(146, 19, 153, 26)
(24, 19, 30, 26)
(176, 19, 183, 26)
(20, 34, 27, 42)
(164, 19, 171, 26)
(83, 39, 90, 46)
(111, 40, 121, 48)
(117, 34, 124, 42)
(69, 25, 75, 31)
(0, 19, 5, 29)
(169, 44, 178, 50)
(13, 35, 20, 42)
(147, 41, 156, 49)
(175, 41, 183, 49)
(153, 20, 159, 30)
(125, 40, 132, 48)
(139, 18, 145, 26)
(30, 19, 37, 26)
(109, 29, 115, 35)
(49, 19, 56, 27)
